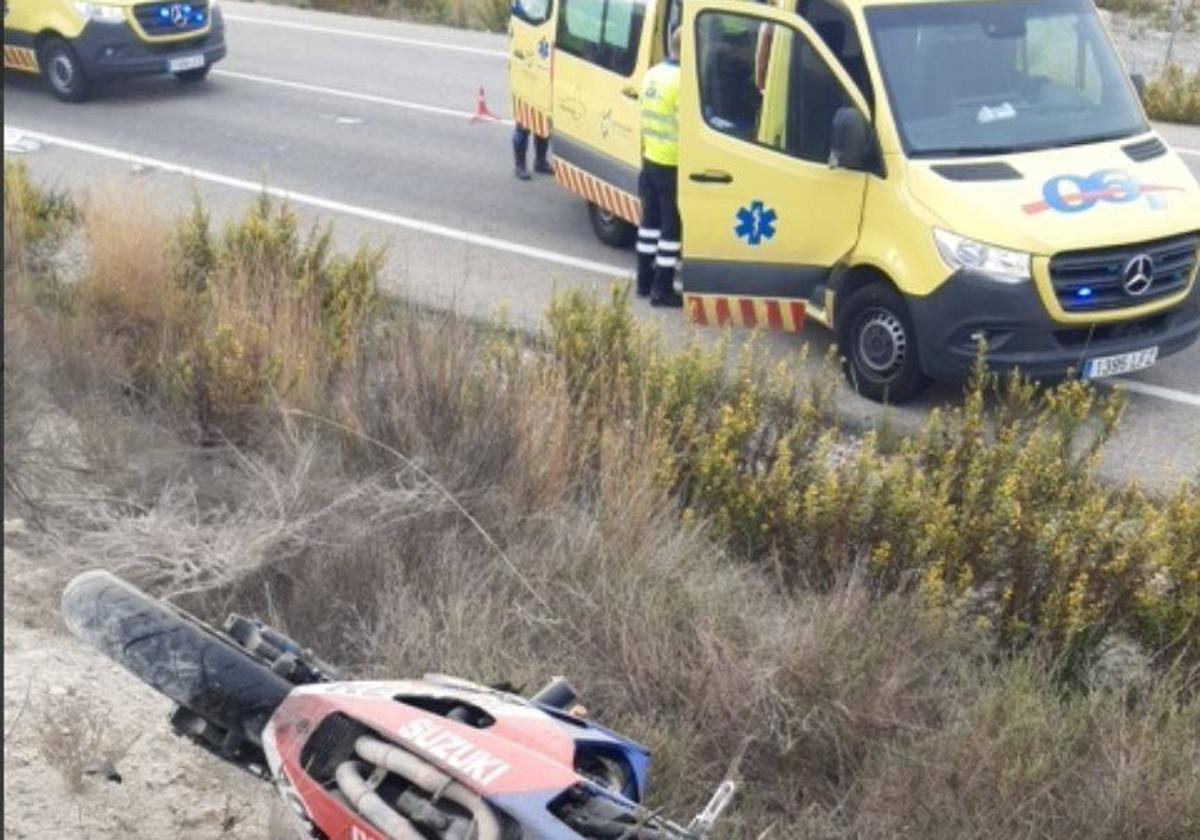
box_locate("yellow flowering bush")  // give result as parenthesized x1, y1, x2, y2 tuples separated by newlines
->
(545, 289, 1199, 664)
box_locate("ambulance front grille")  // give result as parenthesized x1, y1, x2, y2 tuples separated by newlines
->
(1048, 233, 1198, 313)
(133, 2, 212, 37)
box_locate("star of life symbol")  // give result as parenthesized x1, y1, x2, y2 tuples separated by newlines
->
(734, 201, 776, 246)
(537, 38, 551, 60)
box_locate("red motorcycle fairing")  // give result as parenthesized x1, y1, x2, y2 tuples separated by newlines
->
(262, 679, 586, 839)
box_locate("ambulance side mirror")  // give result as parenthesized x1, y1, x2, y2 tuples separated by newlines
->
(829, 106, 878, 175)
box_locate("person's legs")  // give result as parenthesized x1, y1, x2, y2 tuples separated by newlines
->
(651, 166, 683, 307)
(636, 165, 663, 298)
(513, 126, 531, 180)
(533, 134, 553, 174)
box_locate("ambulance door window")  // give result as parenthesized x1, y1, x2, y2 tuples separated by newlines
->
(662, 0, 683, 59)
(697, 12, 857, 164)
(784, 24, 858, 161)
(514, 0, 553, 25)
(798, 0, 874, 111)
(558, 0, 647, 76)
(696, 12, 767, 141)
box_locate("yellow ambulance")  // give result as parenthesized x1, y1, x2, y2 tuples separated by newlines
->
(509, 0, 1200, 401)
(3, 0, 226, 102)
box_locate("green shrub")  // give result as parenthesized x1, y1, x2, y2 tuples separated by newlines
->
(1143, 63, 1200, 124)
(3, 161, 76, 280)
(42, 188, 385, 438)
(543, 290, 1200, 668)
(170, 195, 383, 432)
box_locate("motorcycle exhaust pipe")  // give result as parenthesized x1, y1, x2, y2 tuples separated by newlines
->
(335, 761, 425, 840)
(352, 735, 503, 840)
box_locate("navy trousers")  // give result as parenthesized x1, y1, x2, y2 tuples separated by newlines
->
(636, 160, 681, 300)
(513, 126, 550, 170)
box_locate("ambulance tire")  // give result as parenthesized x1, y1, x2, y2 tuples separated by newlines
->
(588, 203, 637, 249)
(837, 282, 929, 404)
(39, 37, 91, 103)
(174, 67, 212, 83)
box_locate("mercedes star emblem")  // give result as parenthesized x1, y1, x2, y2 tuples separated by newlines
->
(1121, 253, 1155, 297)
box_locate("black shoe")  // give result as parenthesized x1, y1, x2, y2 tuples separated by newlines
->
(650, 291, 683, 308)
(534, 159, 554, 175)
(515, 166, 531, 181)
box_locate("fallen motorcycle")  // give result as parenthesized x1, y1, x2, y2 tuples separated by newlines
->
(61, 570, 737, 840)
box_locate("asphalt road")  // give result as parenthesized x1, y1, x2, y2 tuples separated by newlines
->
(5, 0, 1200, 487)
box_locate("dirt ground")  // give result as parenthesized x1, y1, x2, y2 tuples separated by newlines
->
(2, 532, 281, 840)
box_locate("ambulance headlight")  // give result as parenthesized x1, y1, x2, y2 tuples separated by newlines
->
(933, 228, 1031, 283)
(73, 2, 127, 21)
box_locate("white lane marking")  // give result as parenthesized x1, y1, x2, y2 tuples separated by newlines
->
(211, 69, 512, 125)
(8, 127, 632, 280)
(1174, 146, 1199, 158)
(222, 14, 507, 58)
(1106, 377, 1200, 408)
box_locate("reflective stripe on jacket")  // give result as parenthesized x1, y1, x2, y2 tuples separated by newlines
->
(640, 59, 681, 167)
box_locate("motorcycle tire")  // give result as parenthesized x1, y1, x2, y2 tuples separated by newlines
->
(61, 570, 293, 747)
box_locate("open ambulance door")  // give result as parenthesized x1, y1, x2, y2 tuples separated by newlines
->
(679, 0, 872, 330)
(509, 0, 557, 136)
(550, 0, 661, 242)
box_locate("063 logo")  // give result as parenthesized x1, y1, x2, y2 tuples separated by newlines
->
(1023, 168, 1180, 215)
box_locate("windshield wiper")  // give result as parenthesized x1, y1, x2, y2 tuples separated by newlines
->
(913, 127, 1144, 159)
(912, 146, 1024, 158)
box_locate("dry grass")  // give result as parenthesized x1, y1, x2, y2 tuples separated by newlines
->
(5, 164, 1200, 838)
(34, 691, 139, 794)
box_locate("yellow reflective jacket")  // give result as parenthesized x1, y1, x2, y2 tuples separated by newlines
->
(640, 59, 681, 166)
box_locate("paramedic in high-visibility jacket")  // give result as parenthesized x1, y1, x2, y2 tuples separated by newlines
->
(636, 29, 684, 308)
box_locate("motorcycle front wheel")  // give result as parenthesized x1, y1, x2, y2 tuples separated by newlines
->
(61, 570, 293, 747)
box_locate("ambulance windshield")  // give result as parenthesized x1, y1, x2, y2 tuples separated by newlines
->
(866, 0, 1146, 157)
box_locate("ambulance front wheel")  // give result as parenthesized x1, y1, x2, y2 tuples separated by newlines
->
(588, 203, 637, 249)
(39, 38, 91, 103)
(837, 282, 929, 404)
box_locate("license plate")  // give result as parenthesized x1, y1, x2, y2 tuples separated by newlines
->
(1083, 347, 1158, 380)
(168, 55, 205, 73)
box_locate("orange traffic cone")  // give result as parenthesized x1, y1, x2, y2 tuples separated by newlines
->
(470, 86, 501, 124)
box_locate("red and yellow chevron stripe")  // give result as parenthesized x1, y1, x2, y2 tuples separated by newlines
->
(511, 98, 551, 138)
(685, 294, 806, 333)
(4, 46, 39, 74)
(553, 158, 641, 226)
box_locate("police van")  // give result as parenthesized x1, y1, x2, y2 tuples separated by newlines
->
(3, 0, 226, 102)
(509, 0, 1200, 401)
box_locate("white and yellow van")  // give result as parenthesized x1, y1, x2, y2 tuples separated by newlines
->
(4, 0, 226, 102)
(509, 0, 1200, 401)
